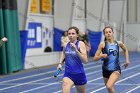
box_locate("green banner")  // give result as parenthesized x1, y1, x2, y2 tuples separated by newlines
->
(0, 0, 22, 74)
(0, 9, 8, 74)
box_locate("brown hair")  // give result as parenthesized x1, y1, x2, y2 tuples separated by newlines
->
(68, 26, 80, 40)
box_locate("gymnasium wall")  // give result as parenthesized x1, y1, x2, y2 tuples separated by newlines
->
(25, 14, 54, 56)
(54, 0, 73, 30)
(86, 0, 108, 31)
(24, 13, 54, 69)
(126, 23, 140, 51)
(16, 0, 140, 69)
(25, 52, 61, 69)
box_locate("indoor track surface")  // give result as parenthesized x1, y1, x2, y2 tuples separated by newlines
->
(0, 52, 140, 93)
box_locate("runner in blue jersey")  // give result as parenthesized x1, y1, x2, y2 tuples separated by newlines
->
(93, 26, 130, 93)
(57, 26, 88, 93)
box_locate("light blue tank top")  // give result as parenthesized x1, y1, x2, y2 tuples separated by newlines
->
(64, 41, 85, 74)
(102, 41, 120, 71)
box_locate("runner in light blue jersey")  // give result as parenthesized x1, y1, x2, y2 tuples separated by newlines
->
(102, 41, 120, 71)
(93, 26, 130, 93)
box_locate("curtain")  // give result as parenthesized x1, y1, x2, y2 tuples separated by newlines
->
(88, 29, 102, 57)
(0, 0, 22, 74)
(53, 27, 64, 51)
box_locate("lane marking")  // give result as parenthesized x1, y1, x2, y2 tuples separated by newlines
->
(90, 72, 140, 93)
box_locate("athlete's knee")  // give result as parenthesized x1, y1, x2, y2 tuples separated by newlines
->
(106, 84, 114, 90)
(62, 82, 69, 87)
(62, 82, 71, 93)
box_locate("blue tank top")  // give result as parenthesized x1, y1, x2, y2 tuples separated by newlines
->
(64, 41, 85, 74)
(102, 41, 120, 71)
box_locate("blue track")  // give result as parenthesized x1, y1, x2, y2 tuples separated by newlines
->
(0, 52, 140, 93)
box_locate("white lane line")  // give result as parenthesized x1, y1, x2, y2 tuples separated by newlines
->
(0, 63, 101, 91)
(53, 77, 103, 93)
(4, 82, 139, 86)
(19, 68, 102, 93)
(0, 61, 99, 84)
(87, 83, 140, 86)
(0, 56, 137, 84)
(90, 72, 140, 93)
(6, 82, 139, 86)
(2, 57, 139, 92)
(54, 63, 140, 93)
(0, 70, 56, 83)
(126, 86, 140, 93)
